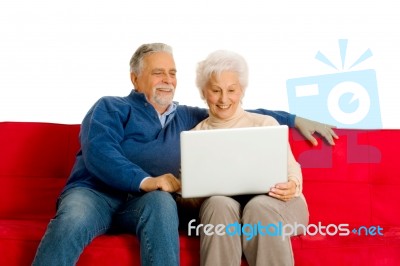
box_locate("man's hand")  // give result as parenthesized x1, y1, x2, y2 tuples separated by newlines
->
(140, 173, 181, 192)
(295, 116, 339, 146)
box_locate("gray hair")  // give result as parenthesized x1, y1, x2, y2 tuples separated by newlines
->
(196, 50, 249, 99)
(129, 43, 173, 75)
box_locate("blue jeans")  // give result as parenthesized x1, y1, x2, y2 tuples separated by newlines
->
(32, 187, 179, 266)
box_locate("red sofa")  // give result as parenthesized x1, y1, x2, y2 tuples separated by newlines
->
(0, 121, 399, 265)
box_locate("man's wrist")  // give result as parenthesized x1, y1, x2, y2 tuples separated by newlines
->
(139, 176, 152, 191)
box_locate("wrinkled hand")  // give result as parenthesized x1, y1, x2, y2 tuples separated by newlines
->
(295, 116, 338, 146)
(269, 180, 297, 202)
(140, 173, 181, 192)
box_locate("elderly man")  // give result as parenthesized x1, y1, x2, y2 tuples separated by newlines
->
(32, 43, 337, 266)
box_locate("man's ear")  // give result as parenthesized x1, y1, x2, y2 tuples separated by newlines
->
(130, 73, 137, 87)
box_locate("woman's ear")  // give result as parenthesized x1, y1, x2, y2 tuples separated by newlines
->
(240, 87, 245, 100)
(200, 88, 206, 100)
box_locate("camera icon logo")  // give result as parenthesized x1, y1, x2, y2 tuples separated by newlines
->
(287, 40, 382, 168)
(286, 39, 382, 129)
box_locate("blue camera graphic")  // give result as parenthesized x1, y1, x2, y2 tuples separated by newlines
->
(286, 40, 382, 168)
(287, 69, 381, 128)
(286, 40, 382, 129)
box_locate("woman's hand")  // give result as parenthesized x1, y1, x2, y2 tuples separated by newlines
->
(269, 180, 297, 202)
(140, 173, 181, 192)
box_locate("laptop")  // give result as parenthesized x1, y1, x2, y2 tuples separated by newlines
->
(180, 125, 288, 198)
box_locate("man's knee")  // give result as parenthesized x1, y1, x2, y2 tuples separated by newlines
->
(141, 191, 178, 221)
(56, 188, 113, 230)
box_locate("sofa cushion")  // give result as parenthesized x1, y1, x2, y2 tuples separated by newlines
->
(0, 219, 201, 266)
(1, 219, 398, 266)
(1, 122, 400, 265)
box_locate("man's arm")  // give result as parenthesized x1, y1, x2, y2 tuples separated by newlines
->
(249, 109, 296, 127)
(80, 97, 149, 192)
(248, 109, 338, 146)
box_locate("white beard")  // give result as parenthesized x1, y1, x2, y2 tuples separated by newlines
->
(152, 85, 175, 107)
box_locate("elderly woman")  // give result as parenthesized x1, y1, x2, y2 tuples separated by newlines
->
(193, 50, 309, 266)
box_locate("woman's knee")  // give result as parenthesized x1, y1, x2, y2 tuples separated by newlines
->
(243, 195, 308, 227)
(202, 196, 239, 212)
(242, 195, 282, 222)
(199, 196, 240, 223)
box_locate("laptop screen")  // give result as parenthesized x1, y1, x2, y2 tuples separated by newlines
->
(180, 125, 288, 198)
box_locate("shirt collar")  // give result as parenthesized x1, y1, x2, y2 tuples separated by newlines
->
(158, 102, 178, 127)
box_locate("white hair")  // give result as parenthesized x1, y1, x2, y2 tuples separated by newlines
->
(129, 43, 173, 75)
(196, 50, 249, 99)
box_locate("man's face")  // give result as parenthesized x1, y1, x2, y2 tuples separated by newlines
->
(131, 52, 177, 113)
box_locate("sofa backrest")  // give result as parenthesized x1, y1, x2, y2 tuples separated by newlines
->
(289, 129, 400, 228)
(1, 122, 399, 228)
(0, 122, 80, 220)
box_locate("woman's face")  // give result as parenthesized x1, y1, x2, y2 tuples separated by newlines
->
(203, 71, 243, 120)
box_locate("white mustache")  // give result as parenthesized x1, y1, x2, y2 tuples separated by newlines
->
(155, 85, 174, 91)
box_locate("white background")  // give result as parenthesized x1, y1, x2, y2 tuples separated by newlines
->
(1, 0, 399, 127)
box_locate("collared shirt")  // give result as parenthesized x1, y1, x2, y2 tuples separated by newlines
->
(140, 102, 179, 189)
(158, 102, 178, 127)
